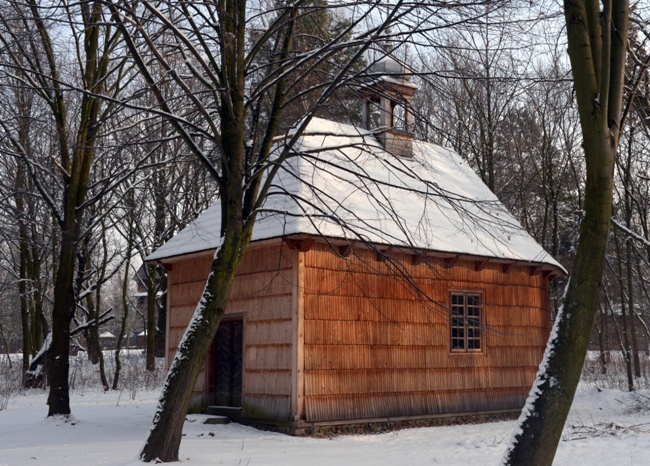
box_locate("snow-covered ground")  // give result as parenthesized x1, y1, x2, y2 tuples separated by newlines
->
(1, 385, 650, 465)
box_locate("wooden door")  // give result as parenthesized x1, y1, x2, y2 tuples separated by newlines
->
(212, 320, 243, 407)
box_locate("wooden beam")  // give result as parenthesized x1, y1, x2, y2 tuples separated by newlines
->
(376, 247, 392, 262)
(443, 256, 458, 268)
(291, 247, 305, 421)
(338, 245, 353, 258)
(411, 254, 424, 265)
(285, 238, 315, 252)
(501, 263, 513, 274)
(529, 265, 542, 276)
(474, 260, 487, 272)
(543, 270, 557, 282)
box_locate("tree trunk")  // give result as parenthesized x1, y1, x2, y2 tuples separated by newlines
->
(626, 238, 641, 378)
(93, 213, 110, 390)
(112, 266, 130, 391)
(155, 273, 167, 358)
(597, 303, 608, 375)
(112, 262, 130, 390)
(87, 291, 109, 390)
(19, 235, 31, 378)
(622, 132, 641, 378)
(146, 263, 157, 372)
(47, 209, 77, 416)
(615, 232, 634, 391)
(45, 0, 110, 416)
(0, 322, 12, 369)
(503, 147, 614, 464)
(501, 0, 628, 463)
(113, 190, 135, 390)
(140, 230, 250, 462)
(149, 169, 167, 365)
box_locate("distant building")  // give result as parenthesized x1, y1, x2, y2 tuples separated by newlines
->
(132, 265, 165, 353)
(99, 331, 116, 350)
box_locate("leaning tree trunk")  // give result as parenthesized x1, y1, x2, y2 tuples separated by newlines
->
(502, 126, 616, 466)
(139, 229, 251, 462)
(501, 0, 628, 464)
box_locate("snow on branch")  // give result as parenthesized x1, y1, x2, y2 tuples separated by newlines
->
(69, 309, 115, 337)
(612, 218, 650, 248)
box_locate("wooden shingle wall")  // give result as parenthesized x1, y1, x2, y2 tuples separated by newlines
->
(301, 243, 551, 422)
(166, 243, 296, 418)
(166, 254, 213, 408)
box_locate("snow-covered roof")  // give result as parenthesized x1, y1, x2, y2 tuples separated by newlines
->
(99, 331, 115, 338)
(148, 118, 563, 271)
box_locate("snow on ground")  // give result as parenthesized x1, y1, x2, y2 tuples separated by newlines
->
(1, 385, 650, 465)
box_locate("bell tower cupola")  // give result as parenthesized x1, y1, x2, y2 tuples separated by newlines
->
(360, 57, 417, 157)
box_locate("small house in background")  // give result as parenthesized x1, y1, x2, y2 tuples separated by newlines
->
(133, 330, 147, 349)
(132, 264, 165, 355)
(99, 331, 116, 350)
(147, 58, 564, 434)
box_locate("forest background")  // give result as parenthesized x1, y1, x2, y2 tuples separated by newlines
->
(0, 0, 648, 464)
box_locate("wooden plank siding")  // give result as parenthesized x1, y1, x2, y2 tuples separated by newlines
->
(164, 237, 553, 427)
(164, 242, 297, 417)
(301, 242, 551, 423)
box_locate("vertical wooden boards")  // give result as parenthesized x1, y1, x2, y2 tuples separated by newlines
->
(236, 244, 295, 421)
(164, 239, 554, 424)
(301, 243, 551, 422)
(165, 242, 297, 419)
(165, 255, 212, 406)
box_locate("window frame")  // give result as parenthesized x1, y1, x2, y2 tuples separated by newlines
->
(449, 291, 483, 353)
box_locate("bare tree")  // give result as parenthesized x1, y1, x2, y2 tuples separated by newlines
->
(502, 0, 630, 464)
(0, 0, 134, 415)
(0, 52, 53, 383)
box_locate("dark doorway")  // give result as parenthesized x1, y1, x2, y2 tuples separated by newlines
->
(212, 319, 243, 407)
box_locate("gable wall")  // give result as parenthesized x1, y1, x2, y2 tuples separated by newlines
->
(165, 243, 297, 417)
(301, 243, 551, 423)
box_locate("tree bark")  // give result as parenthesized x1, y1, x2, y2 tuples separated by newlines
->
(44, 0, 115, 416)
(113, 202, 134, 390)
(597, 302, 608, 375)
(155, 273, 167, 358)
(623, 139, 641, 378)
(148, 169, 167, 367)
(15, 117, 33, 379)
(145, 263, 157, 372)
(47, 203, 78, 416)
(614, 232, 635, 391)
(502, 0, 629, 464)
(139, 229, 251, 462)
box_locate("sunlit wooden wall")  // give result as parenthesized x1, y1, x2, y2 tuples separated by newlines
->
(301, 242, 551, 422)
(165, 242, 296, 416)
(164, 237, 552, 424)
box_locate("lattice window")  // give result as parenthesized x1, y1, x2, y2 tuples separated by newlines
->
(450, 292, 482, 352)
